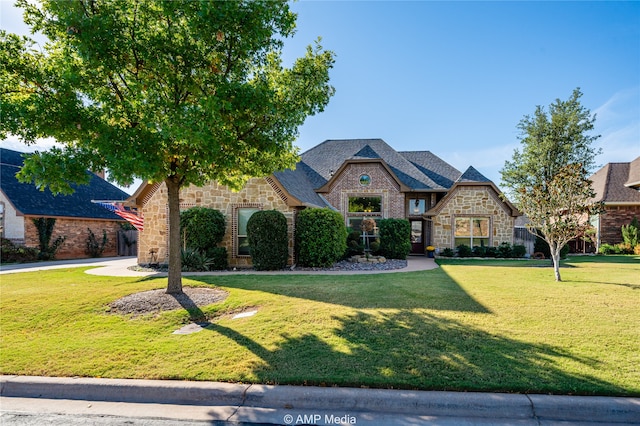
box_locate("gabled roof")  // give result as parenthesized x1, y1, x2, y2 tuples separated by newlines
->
(590, 158, 640, 204)
(0, 148, 129, 220)
(625, 156, 640, 188)
(457, 166, 491, 183)
(299, 139, 461, 191)
(271, 167, 331, 208)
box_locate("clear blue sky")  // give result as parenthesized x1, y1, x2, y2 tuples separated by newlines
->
(2, 0, 639, 192)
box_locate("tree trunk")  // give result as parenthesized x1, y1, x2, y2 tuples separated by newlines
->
(549, 241, 562, 282)
(165, 177, 183, 294)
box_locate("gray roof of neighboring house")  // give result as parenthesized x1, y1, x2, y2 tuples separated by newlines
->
(1, 148, 129, 219)
(590, 158, 640, 204)
(297, 139, 470, 191)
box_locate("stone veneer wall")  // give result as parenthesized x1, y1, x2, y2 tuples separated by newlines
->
(322, 163, 405, 221)
(24, 217, 122, 259)
(599, 205, 640, 245)
(138, 178, 295, 268)
(431, 185, 515, 250)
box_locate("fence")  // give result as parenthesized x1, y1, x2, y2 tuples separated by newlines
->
(117, 230, 138, 256)
(513, 227, 536, 255)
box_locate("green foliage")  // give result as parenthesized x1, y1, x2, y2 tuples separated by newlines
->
(296, 208, 347, 267)
(32, 217, 66, 260)
(206, 247, 228, 271)
(496, 242, 513, 258)
(512, 244, 527, 258)
(440, 248, 455, 257)
(472, 246, 486, 257)
(85, 228, 108, 258)
(598, 244, 616, 255)
(2, 0, 335, 292)
(501, 89, 603, 281)
(180, 207, 225, 251)
(0, 238, 39, 263)
(247, 210, 289, 271)
(621, 217, 639, 247)
(344, 229, 364, 258)
(180, 248, 212, 272)
(456, 244, 472, 258)
(377, 219, 411, 260)
(599, 243, 635, 255)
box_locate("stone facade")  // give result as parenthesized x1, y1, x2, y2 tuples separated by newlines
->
(138, 178, 296, 268)
(431, 185, 516, 250)
(598, 205, 640, 245)
(24, 216, 122, 259)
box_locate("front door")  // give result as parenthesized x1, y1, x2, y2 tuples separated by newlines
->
(410, 220, 423, 254)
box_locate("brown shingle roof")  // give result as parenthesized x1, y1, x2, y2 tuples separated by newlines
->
(590, 159, 640, 204)
(625, 156, 640, 188)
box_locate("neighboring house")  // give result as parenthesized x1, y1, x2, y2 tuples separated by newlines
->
(128, 139, 520, 267)
(589, 157, 640, 249)
(0, 148, 131, 259)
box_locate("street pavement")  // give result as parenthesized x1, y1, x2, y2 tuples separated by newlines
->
(1, 258, 639, 425)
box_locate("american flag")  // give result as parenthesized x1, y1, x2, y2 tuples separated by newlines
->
(95, 202, 144, 231)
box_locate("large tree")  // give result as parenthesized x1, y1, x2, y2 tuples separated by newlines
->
(1, 0, 335, 293)
(501, 88, 602, 281)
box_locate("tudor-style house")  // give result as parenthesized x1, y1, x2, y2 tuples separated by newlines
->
(129, 139, 520, 267)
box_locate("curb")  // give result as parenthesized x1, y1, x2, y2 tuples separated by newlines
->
(2, 376, 639, 424)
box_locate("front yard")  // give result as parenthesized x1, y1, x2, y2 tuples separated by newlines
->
(1, 256, 638, 395)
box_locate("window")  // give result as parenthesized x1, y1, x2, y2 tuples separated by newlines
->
(348, 196, 381, 213)
(359, 174, 371, 186)
(454, 217, 489, 247)
(409, 199, 425, 215)
(237, 208, 260, 256)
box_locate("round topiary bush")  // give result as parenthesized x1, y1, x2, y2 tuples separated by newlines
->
(247, 210, 289, 270)
(296, 208, 347, 267)
(180, 207, 225, 252)
(378, 218, 411, 260)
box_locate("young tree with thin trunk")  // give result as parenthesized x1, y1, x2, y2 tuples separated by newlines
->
(1, 0, 335, 293)
(501, 88, 603, 281)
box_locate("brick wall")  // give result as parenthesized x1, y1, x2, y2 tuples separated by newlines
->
(24, 217, 123, 259)
(599, 205, 640, 244)
(322, 163, 405, 221)
(138, 178, 295, 268)
(431, 185, 516, 250)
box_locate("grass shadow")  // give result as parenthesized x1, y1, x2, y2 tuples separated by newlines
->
(203, 310, 629, 395)
(189, 269, 491, 313)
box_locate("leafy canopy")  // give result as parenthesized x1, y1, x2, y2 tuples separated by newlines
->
(1, 0, 335, 193)
(1, 0, 335, 293)
(500, 88, 603, 281)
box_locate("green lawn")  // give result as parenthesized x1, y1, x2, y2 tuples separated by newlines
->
(1, 255, 638, 395)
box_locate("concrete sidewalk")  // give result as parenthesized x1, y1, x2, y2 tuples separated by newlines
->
(1, 375, 639, 425)
(0, 255, 438, 277)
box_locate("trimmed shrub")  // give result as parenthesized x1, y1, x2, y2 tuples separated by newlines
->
(472, 246, 486, 257)
(456, 244, 472, 258)
(598, 243, 616, 255)
(496, 242, 513, 258)
(485, 246, 497, 258)
(378, 218, 411, 260)
(247, 210, 289, 270)
(180, 207, 225, 251)
(512, 244, 527, 258)
(206, 247, 228, 271)
(0, 238, 39, 263)
(296, 208, 347, 267)
(440, 248, 455, 257)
